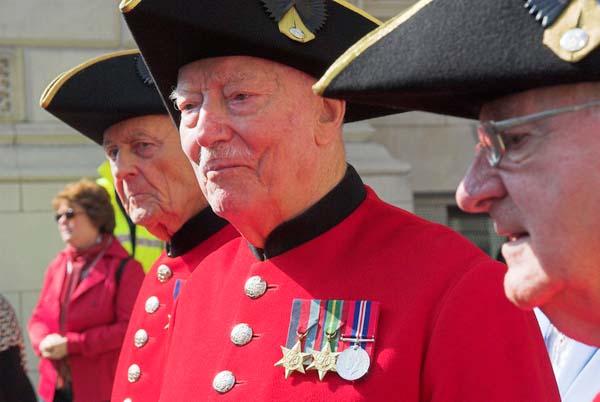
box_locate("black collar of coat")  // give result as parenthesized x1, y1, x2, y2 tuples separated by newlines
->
(248, 164, 366, 261)
(167, 207, 229, 257)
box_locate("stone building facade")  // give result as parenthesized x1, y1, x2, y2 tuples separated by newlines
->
(0, 0, 501, 391)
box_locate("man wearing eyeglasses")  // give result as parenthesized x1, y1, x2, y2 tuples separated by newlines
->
(316, 0, 600, 400)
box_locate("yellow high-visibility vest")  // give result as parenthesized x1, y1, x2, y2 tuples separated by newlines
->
(97, 161, 164, 273)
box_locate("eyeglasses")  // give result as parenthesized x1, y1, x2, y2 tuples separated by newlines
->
(476, 100, 600, 167)
(55, 208, 80, 222)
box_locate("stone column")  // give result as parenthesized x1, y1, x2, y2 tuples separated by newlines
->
(344, 121, 413, 212)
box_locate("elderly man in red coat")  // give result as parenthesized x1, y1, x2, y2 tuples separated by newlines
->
(40, 50, 238, 401)
(316, 0, 600, 401)
(122, 0, 560, 400)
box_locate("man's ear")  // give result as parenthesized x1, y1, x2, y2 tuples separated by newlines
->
(315, 97, 345, 145)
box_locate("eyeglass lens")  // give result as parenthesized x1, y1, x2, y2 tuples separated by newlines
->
(55, 209, 77, 222)
(478, 122, 504, 167)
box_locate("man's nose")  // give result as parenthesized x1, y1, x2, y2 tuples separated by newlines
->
(112, 149, 137, 181)
(194, 98, 233, 148)
(456, 149, 506, 214)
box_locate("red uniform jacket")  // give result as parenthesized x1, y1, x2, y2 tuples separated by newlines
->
(111, 209, 238, 402)
(28, 236, 144, 402)
(159, 167, 560, 401)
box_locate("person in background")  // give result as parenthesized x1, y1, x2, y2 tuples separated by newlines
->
(40, 50, 239, 402)
(315, 1, 600, 400)
(97, 161, 163, 273)
(122, 0, 559, 400)
(0, 294, 37, 402)
(28, 179, 144, 402)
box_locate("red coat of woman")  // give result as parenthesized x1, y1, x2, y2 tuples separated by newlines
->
(28, 236, 144, 402)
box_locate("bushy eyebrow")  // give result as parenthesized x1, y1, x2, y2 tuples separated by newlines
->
(172, 68, 279, 101)
(103, 131, 159, 148)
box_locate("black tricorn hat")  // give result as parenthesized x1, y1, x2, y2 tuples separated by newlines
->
(40, 49, 167, 145)
(120, 0, 397, 123)
(314, 0, 600, 119)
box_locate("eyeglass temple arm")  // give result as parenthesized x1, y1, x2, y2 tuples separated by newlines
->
(487, 100, 600, 133)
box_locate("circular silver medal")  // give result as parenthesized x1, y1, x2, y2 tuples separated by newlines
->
(336, 345, 370, 381)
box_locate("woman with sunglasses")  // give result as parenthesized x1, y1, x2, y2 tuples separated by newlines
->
(28, 179, 144, 402)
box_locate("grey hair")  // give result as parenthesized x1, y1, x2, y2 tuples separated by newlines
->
(169, 87, 180, 110)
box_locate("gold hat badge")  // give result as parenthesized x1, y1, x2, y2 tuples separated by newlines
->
(262, 0, 328, 43)
(525, 0, 600, 62)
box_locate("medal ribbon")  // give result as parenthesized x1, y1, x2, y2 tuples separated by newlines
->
(173, 279, 183, 300)
(284, 299, 321, 350)
(316, 299, 344, 352)
(341, 300, 380, 356)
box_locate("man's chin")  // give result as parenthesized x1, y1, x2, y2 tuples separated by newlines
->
(128, 208, 156, 227)
(504, 287, 538, 311)
(503, 266, 557, 311)
(206, 188, 247, 217)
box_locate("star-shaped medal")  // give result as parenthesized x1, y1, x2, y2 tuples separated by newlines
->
(307, 341, 341, 381)
(274, 339, 311, 379)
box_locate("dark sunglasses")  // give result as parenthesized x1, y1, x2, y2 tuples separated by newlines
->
(55, 208, 79, 222)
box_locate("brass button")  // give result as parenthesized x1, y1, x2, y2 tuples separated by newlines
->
(145, 296, 160, 314)
(213, 370, 235, 393)
(230, 323, 253, 346)
(127, 364, 141, 383)
(244, 276, 267, 299)
(156, 264, 173, 283)
(134, 329, 148, 348)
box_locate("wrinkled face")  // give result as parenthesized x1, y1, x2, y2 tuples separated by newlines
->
(173, 56, 323, 222)
(456, 83, 600, 313)
(55, 201, 99, 249)
(103, 115, 201, 235)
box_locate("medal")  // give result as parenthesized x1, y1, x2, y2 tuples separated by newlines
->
(275, 299, 320, 379)
(274, 338, 311, 379)
(278, 299, 379, 382)
(307, 299, 344, 380)
(336, 344, 371, 381)
(307, 332, 341, 380)
(335, 300, 379, 381)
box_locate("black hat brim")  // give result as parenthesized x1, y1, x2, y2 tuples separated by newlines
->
(315, 0, 600, 119)
(40, 50, 167, 145)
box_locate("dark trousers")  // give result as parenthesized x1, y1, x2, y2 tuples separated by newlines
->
(53, 387, 72, 402)
(0, 346, 37, 402)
